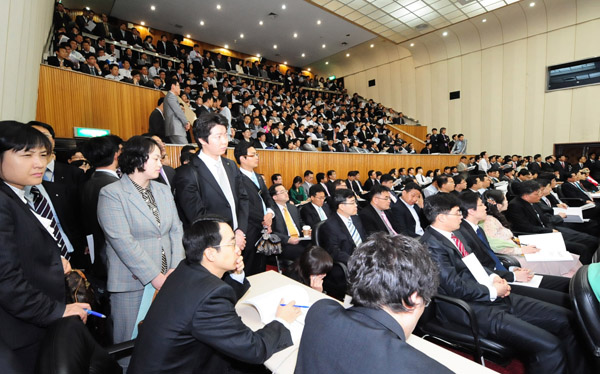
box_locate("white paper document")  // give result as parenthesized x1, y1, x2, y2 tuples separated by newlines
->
(243, 285, 310, 343)
(86, 234, 95, 264)
(518, 233, 572, 262)
(553, 207, 584, 223)
(509, 274, 543, 288)
(462, 253, 492, 287)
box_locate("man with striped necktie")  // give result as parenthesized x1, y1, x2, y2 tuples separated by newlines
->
(320, 189, 367, 300)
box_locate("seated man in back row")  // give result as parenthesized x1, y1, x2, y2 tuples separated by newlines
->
(295, 232, 454, 374)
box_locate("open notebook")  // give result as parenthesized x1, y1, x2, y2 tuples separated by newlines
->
(243, 285, 311, 343)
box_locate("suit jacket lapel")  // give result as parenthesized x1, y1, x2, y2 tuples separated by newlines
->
(429, 227, 467, 258)
(191, 156, 227, 201)
(121, 175, 160, 230)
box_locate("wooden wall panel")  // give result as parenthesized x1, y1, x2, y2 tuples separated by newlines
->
(36, 65, 163, 139)
(165, 145, 468, 188)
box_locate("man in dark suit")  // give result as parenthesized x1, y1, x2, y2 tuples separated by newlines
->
(385, 181, 426, 237)
(47, 44, 74, 69)
(234, 143, 275, 275)
(320, 189, 366, 299)
(358, 184, 401, 236)
(80, 135, 122, 281)
(505, 180, 596, 264)
(325, 169, 337, 196)
(362, 169, 379, 192)
(0, 121, 89, 373)
(79, 54, 101, 76)
(296, 232, 453, 374)
(269, 184, 309, 261)
(562, 171, 595, 203)
(457, 191, 570, 308)
(529, 154, 543, 174)
(128, 218, 298, 374)
(174, 113, 249, 251)
(300, 184, 331, 230)
(148, 98, 166, 141)
(553, 154, 571, 181)
(156, 35, 169, 55)
(93, 14, 113, 39)
(114, 23, 133, 45)
(420, 193, 589, 374)
(198, 93, 214, 116)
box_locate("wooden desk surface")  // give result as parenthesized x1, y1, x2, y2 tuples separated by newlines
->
(236, 271, 498, 374)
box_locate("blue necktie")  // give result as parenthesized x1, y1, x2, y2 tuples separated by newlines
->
(476, 227, 506, 271)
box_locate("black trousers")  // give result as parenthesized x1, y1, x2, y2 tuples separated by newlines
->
(556, 226, 597, 264)
(483, 294, 590, 374)
(511, 273, 570, 309)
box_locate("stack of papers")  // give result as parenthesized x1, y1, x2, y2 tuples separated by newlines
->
(553, 207, 587, 223)
(518, 233, 573, 262)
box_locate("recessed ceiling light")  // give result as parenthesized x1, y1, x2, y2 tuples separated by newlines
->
(346, 53, 350, 57)
(482, 18, 487, 23)
(216, 4, 221, 10)
(317, 20, 321, 25)
(224, 44, 229, 49)
(308, 68, 311, 71)
(85, 7, 90, 11)
(282, 4, 286, 10)
(240, 33, 244, 38)
(259, 20, 263, 25)
(301, 53, 305, 57)
(284, 61, 287, 65)
(200, 20, 205, 26)
(370, 44, 374, 48)
(442, 31, 448, 36)
(293, 32, 298, 38)
(410, 43, 415, 47)
(529, 2, 535, 7)
(150, 5, 156, 11)
(322, 44, 326, 48)
(325, 61, 329, 65)
(257, 54, 261, 58)
(273, 44, 277, 49)
(140, 21, 145, 26)
(186, 34, 191, 38)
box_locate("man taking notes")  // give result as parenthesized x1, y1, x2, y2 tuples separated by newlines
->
(128, 217, 299, 373)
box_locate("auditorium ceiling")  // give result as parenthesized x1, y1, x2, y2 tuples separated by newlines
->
(64, 0, 376, 67)
(309, 0, 522, 44)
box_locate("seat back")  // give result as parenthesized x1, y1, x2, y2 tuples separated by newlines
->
(312, 219, 327, 246)
(570, 265, 600, 357)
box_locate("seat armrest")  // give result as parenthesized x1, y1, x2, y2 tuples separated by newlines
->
(496, 254, 521, 268)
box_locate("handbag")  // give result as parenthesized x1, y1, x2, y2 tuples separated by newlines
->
(65, 269, 96, 306)
(255, 229, 282, 256)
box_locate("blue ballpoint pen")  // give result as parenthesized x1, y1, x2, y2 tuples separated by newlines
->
(84, 309, 107, 318)
(280, 304, 309, 308)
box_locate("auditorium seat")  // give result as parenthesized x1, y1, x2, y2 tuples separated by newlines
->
(569, 266, 600, 360)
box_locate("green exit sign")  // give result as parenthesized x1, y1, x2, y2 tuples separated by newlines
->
(73, 127, 111, 138)
(328, 75, 336, 80)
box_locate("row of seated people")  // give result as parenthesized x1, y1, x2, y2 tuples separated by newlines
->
(52, 5, 344, 92)
(147, 74, 414, 153)
(2, 116, 597, 372)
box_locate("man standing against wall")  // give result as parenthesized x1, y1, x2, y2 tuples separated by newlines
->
(164, 79, 190, 144)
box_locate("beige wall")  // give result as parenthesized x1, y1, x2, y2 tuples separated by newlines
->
(312, 0, 600, 156)
(0, 0, 54, 122)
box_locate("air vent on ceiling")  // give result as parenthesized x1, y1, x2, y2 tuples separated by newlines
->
(415, 23, 430, 31)
(455, 0, 476, 5)
(341, 42, 348, 46)
(174, 24, 183, 28)
(268, 12, 278, 19)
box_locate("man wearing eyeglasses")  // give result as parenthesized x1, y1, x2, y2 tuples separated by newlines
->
(320, 189, 367, 300)
(268, 184, 309, 262)
(359, 184, 401, 236)
(233, 142, 275, 275)
(420, 193, 589, 374)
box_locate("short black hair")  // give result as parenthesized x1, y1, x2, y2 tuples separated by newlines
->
(368, 184, 390, 202)
(435, 175, 450, 188)
(304, 170, 313, 178)
(348, 232, 439, 312)
(423, 193, 461, 223)
(233, 141, 253, 164)
(466, 175, 480, 189)
(379, 174, 394, 184)
(28, 121, 55, 139)
(0, 121, 52, 157)
(193, 113, 228, 145)
(271, 173, 282, 184)
(512, 180, 541, 196)
(117, 136, 159, 175)
(517, 169, 531, 177)
(268, 183, 284, 197)
(458, 190, 481, 218)
(327, 170, 336, 178)
(290, 246, 333, 287)
(333, 188, 355, 210)
(183, 216, 227, 264)
(316, 172, 325, 183)
(80, 135, 119, 168)
(403, 182, 421, 193)
(308, 184, 326, 197)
